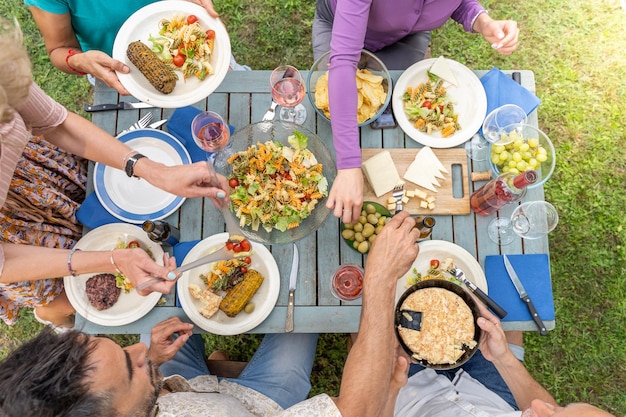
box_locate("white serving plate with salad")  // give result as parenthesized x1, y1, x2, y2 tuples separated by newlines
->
(395, 240, 487, 303)
(392, 58, 487, 148)
(64, 223, 164, 326)
(113, 1, 231, 107)
(177, 233, 280, 335)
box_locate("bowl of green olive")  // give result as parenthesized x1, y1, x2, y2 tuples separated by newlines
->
(341, 202, 392, 254)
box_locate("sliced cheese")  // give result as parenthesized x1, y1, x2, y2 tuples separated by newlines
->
(403, 147, 448, 193)
(362, 150, 400, 197)
(429, 56, 458, 87)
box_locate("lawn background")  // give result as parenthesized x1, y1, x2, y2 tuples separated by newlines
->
(1, 0, 625, 414)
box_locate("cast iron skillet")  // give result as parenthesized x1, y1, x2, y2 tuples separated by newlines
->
(395, 279, 482, 370)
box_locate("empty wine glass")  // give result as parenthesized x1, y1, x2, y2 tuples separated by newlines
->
(482, 104, 528, 144)
(270, 65, 307, 125)
(488, 201, 559, 245)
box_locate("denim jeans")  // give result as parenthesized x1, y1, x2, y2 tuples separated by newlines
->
(141, 333, 319, 410)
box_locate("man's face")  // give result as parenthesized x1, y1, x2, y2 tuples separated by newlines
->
(524, 399, 615, 417)
(86, 338, 163, 417)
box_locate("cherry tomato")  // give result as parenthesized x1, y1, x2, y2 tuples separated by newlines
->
(438, 104, 445, 113)
(187, 15, 198, 24)
(240, 266, 248, 274)
(422, 101, 432, 109)
(243, 256, 252, 265)
(228, 178, 239, 188)
(205, 29, 216, 40)
(240, 239, 251, 252)
(280, 172, 292, 181)
(173, 53, 185, 67)
(226, 241, 234, 251)
(430, 259, 440, 269)
(233, 243, 243, 253)
(127, 240, 141, 248)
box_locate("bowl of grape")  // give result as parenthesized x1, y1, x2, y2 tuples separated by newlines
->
(489, 124, 555, 189)
(341, 202, 392, 254)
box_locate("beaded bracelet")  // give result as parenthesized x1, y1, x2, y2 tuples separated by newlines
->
(470, 9, 489, 33)
(67, 248, 81, 277)
(109, 248, 122, 274)
(65, 48, 87, 75)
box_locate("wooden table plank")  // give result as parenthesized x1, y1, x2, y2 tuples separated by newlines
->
(78, 69, 554, 334)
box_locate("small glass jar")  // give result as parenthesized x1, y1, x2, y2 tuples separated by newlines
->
(330, 264, 364, 301)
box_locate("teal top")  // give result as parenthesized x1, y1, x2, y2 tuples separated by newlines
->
(24, 0, 156, 55)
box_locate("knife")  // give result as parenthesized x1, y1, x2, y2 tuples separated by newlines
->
(285, 243, 299, 332)
(85, 102, 156, 112)
(148, 119, 168, 130)
(502, 254, 548, 336)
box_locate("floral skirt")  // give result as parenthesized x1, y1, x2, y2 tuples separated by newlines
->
(0, 136, 87, 325)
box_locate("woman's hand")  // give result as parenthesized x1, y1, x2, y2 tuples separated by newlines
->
(326, 168, 364, 224)
(111, 248, 178, 296)
(68, 50, 131, 95)
(184, 0, 219, 17)
(146, 317, 194, 365)
(473, 14, 519, 55)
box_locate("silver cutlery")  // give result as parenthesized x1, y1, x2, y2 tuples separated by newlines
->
(262, 101, 278, 121)
(85, 102, 156, 112)
(392, 183, 404, 214)
(502, 255, 547, 335)
(117, 113, 153, 137)
(285, 243, 299, 332)
(147, 119, 168, 130)
(136, 245, 249, 291)
(447, 266, 508, 319)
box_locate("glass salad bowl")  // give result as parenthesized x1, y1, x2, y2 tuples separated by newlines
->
(214, 121, 337, 244)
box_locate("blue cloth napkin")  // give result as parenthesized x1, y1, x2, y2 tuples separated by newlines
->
(480, 67, 541, 117)
(484, 254, 555, 321)
(165, 106, 235, 163)
(76, 106, 234, 229)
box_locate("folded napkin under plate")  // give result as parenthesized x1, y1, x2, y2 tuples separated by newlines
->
(173, 240, 201, 307)
(480, 67, 541, 118)
(484, 254, 554, 321)
(77, 106, 234, 229)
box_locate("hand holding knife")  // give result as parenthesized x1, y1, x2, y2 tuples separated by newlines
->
(285, 243, 298, 332)
(503, 254, 547, 335)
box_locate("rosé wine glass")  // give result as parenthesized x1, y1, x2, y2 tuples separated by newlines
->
(270, 65, 307, 125)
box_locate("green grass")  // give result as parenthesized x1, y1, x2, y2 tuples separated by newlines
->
(2, 0, 626, 414)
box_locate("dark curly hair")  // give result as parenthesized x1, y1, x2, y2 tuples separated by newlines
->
(0, 328, 117, 417)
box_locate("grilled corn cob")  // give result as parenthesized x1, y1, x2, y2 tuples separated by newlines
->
(126, 41, 178, 94)
(220, 270, 264, 317)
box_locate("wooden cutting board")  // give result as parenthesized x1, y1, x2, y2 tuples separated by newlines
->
(361, 148, 470, 215)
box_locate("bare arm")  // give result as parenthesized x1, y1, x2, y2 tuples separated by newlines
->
(476, 304, 557, 410)
(333, 212, 420, 417)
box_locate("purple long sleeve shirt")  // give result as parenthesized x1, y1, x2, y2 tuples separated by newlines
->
(327, 0, 485, 169)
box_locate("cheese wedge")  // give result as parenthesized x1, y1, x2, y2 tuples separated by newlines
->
(403, 147, 448, 193)
(429, 56, 458, 87)
(362, 151, 401, 197)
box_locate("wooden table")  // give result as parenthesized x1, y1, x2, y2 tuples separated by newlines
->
(78, 69, 553, 334)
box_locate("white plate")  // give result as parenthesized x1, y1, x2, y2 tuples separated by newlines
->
(94, 129, 190, 223)
(113, 1, 231, 108)
(63, 224, 164, 326)
(392, 58, 487, 148)
(395, 240, 487, 302)
(177, 233, 280, 335)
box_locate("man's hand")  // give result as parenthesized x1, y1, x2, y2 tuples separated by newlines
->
(147, 317, 194, 365)
(476, 302, 514, 363)
(326, 168, 364, 224)
(365, 211, 420, 286)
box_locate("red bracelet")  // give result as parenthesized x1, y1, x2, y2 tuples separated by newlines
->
(65, 48, 87, 75)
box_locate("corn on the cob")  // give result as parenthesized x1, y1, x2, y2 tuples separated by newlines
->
(126, 41, 178, 94)
(219, 269, 264, 317)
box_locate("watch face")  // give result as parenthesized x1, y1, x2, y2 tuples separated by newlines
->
(125, 154, 145, 177)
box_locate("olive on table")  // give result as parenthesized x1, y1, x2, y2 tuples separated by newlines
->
(365, 203, 377, 214)
(357, 241, 369, 254)
(342, 229, 355, 240)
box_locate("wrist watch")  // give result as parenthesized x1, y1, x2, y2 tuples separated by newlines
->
(125, 153, 147, 177)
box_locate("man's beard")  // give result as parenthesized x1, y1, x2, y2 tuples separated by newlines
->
(131, 358, 164, 417)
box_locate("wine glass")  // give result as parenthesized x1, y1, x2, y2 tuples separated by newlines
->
(270, 65, 307, 125)
(488, 201, 559, 245)
(467, 104, 528, 161)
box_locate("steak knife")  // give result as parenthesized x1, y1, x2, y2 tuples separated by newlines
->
(503, 254, 547, 335)
(285, 243, 299, 333)
(85, 102, 156, 112)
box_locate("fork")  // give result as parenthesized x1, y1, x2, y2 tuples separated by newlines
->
(117, 112, 153, 137)
(392, 183, 405, 214)
(447, 267, 508, 319)
(262, 101, 279, 121)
